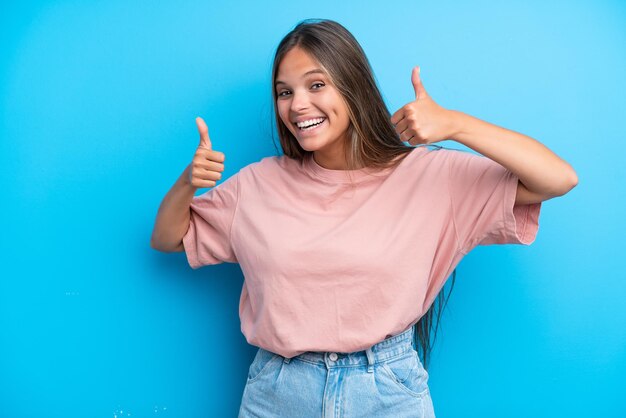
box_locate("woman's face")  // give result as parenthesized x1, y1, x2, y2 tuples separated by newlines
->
(275, 46, 351, 166)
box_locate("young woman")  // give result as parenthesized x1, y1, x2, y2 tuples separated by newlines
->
(151, 19, 577, 418)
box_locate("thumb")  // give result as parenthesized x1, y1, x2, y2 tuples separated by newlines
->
(411, 66, 426, 101)
(196, 116, 212, 150)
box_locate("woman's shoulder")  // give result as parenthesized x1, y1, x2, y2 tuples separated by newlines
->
(409, 143, 478, 163)
(394, 144, 478, 179)
(237, 153, 299, 178)
(400, 143, 453, 165)
(244, 153, 292, 169)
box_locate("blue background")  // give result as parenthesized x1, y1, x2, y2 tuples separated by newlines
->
(1, 0, 624, 417)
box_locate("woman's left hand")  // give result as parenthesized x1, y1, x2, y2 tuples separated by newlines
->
(391, 66, 459, 145)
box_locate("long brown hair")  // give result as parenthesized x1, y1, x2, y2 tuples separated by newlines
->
(269, 18, 456, 370)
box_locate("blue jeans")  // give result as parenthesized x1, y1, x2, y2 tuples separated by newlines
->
(238, 326, 436, 417)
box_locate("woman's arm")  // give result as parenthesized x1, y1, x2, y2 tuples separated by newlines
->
(151, 117, 226, 253)
(150, 164, 196, 253)
(448, 110, 578, 204)
(391, 66, 578, 204)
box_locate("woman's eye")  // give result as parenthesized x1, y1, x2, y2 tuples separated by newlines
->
(277, 83, 324, 97)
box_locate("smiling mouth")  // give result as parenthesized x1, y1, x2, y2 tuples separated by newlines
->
(297, 118, 327, 131)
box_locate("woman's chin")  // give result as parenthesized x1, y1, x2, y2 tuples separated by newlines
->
(296, 137, 325, 151)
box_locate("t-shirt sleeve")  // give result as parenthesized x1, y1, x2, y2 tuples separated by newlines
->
(182, 172, 240, 269)
(446, 149, 541, 254)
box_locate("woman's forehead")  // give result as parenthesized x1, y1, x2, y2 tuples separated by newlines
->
(276, 47, 327, 82)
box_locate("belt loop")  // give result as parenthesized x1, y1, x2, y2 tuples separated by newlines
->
(365, 347, 375, 373)
(283, 356, 291, 364)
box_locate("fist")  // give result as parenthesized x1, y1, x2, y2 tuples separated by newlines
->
(390, 66, 457, 145)
(188, 117, 226, 189)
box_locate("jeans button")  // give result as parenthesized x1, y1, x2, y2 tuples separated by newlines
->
(329, 352, 338, 361)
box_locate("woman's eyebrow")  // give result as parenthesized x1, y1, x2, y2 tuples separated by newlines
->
(275, 69, 326, 86)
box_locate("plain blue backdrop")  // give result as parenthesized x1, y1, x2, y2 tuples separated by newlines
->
(1, 0, 624, 417)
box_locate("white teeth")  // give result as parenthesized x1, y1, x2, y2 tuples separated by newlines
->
(296, 117, 325, 128)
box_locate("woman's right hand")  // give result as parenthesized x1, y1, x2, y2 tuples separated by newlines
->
(188, 117, 226, 189)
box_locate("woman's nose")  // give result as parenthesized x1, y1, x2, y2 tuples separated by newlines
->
(290, 90, 310, 112)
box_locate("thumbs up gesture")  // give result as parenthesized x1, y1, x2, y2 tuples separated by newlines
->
(188, 117, 226, 189)
(390, 66, 458, 145)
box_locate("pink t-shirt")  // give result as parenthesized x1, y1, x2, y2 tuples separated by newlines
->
(182, 145, 541, 358)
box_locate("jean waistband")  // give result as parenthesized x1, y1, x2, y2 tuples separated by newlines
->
(275, 326, 416, 371)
